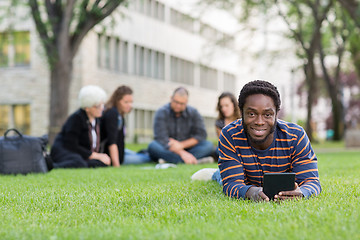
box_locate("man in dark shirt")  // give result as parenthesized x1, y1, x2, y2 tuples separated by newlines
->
(148, 87, 214, 164)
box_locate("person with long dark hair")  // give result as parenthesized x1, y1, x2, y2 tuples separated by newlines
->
(101, 85, 151, 167)
(215, 92, 241, 138)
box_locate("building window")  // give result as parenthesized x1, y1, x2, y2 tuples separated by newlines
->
(134, 44, 164, 80)
(114, 38, 128, 73)
(170, 56, 194, 85)
(220, 33, 235, 49)
(0, 32, 8, 67)
(200, 65, 217, 90)
(200, 23, 218, 41)
(105, 36, 111, 69)
(0, 104, 31, 136)
(139, 46, 145, 76)
(98, 34, 128, 73)
(203, 116, 217, 140)
(154, 1, 165, 21)
(223, 72, 236, 93)
(121, 41, 128, 73)
(114, 39, 120, 72)
(157, 51, 165, 80)
(131, 0, 165, 21)
(97, 34, 102, 68)
(170, 9, 194, 33)
(130, 108, 154, 143)
(0, 31, 30, 67)
(145, 48, 152, 77)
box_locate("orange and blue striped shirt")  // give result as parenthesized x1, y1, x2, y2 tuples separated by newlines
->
(218, 119, 321, 199)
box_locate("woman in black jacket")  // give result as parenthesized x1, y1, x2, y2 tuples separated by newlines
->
(50, 85, 111, 168)
(101, 85, 150, 167)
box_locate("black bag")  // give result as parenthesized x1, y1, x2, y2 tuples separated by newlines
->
(0, 128, 53, 174)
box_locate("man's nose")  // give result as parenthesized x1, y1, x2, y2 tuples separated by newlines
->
(254, 115, 265, 125)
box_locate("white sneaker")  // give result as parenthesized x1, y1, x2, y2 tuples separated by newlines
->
(155, 163, 177, 169)
(191, 168, 218, 181)
(197, 156, 215, 164)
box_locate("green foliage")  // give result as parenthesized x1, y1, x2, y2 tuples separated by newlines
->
(348, 27, 360, 77)
(0, 150, 359, 239)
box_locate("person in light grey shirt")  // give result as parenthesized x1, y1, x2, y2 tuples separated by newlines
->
(148, 87, 214, 164)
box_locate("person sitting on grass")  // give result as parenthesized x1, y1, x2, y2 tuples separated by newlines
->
(214, 91, 241, 158)
(101, 85, 151, 167)
(50, 85, 111, 168)
(215, 92, 241, 138)
(192, 80, 321, 201)
(148, 86, 214, 164)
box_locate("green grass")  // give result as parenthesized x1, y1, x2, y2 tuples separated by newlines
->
(126, 143, 149, 152)
(1, 149, 359, 239)
(312, 140, 345, 150)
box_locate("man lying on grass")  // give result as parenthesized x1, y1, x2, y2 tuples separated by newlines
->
(192, 80, 321, 202)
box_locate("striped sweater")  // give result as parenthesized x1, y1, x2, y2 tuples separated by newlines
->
(218, 119, 321, 199)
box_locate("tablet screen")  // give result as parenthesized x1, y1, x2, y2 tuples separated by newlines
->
(263, 173, 296, 200)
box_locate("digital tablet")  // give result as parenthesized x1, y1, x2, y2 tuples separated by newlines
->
(263, 173, 296, 200)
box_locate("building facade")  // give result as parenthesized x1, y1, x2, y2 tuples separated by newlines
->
(0, 0, 241, 142)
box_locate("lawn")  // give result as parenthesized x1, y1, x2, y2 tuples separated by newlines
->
(0, 147, 359, 239)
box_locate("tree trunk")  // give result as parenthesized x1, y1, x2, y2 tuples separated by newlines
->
(318, 44, 345, 141)
(323, 81, 344, 140)
(304, 60, 316, 142)
(48, 56, 73, 144)
(324, 80, 344, 140)
(28, 0, 125, 144)
(324, 75, 344, 141)
(332, 98, 344, 140)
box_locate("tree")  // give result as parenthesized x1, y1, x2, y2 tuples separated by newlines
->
(200, 0, 356, 140)
(200, 0, 333, 141)
(336, 0, 360, 87)
(28, 0, 126, 143)
(317, 2, 351, 140)
(274, 0, 333, 141)
(338, 0, 360, 28)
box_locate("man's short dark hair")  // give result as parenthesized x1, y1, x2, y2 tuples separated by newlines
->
(238, 80, 281, 113)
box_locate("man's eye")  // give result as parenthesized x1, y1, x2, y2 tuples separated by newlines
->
(248, 112, 255, 117)
(265, 113, 273, 118)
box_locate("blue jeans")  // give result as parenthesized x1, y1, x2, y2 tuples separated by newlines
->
(123, 149, 151, 165)
(147, 140, 214, 164)
(212, 169, 223, 185)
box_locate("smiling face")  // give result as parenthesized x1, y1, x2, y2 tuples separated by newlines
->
(242, 94, 277, 150)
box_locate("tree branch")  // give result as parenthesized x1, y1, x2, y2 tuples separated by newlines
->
(57, 0, 76, 60)
(274, 0, 306, 50)
(28, 0, 54, 63)
(70, 0, 124, 57)
(45, 0, 63, 40)
(338, 0, 360, 28)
